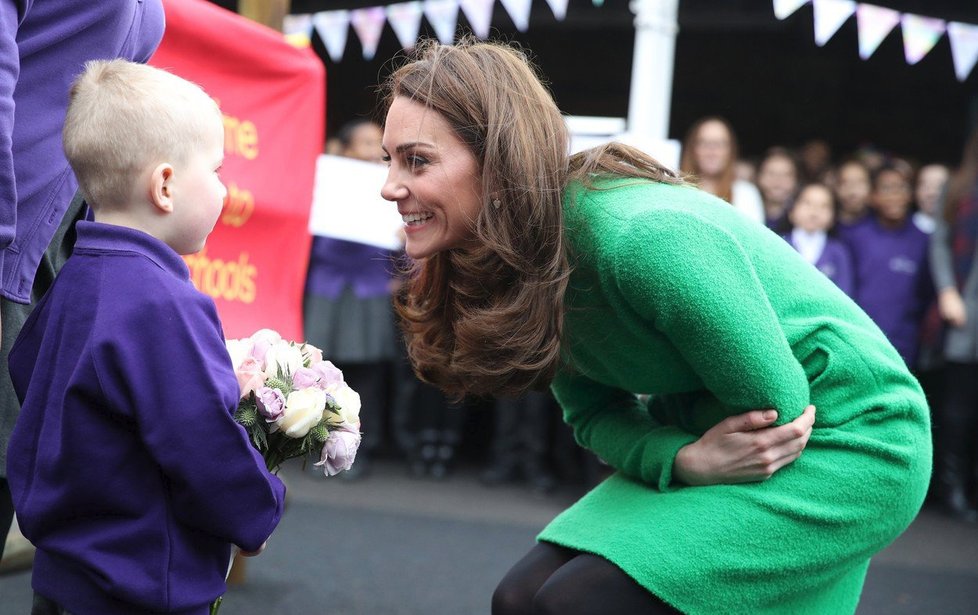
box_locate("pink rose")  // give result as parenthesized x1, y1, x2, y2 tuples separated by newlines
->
(255, 386, 286, 421)
(249, 329, 283, 368)
(310, 361, 344, 390)
(236, 356, 266, 399)
(314, 423, 361, 476)
(292, 367, 320, 390)
(301, 343, 323, 366)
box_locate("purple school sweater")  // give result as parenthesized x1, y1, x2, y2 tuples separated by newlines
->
(7, 222, 285, 614)
(840, 216, 932, 366)
(0, 0, 164, 303)
(305, 235, 396, 299)
(783, 233, 855, 297)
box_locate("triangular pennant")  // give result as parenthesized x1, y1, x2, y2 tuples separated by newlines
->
(313, 10, 350, 62)
(386, 2, 424, 50)
(947, 21, 978, 81)
(855, 4, 900, 59)
(901, 13, 946, 65)
(423, 0, 460, 44)
(500, 0, 532, 32)
(812, 0, 855, 47)
(350, 7, 387, 60)
(773, 0, 809, 20)
(283, 14, 314, 47)
(545, 0, 569, 21)
(459, 0, 494, 39)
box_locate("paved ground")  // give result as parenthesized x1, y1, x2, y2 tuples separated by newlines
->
(2, 458, 977, 614)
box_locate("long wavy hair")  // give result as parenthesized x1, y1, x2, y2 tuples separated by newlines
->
(383, 39, 570, 398)
(383, 39, 685, 399)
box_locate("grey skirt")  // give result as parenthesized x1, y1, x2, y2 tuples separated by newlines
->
(303, 287, 399, 363)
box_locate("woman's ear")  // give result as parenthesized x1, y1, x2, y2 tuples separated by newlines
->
(149, 163, 175, 214)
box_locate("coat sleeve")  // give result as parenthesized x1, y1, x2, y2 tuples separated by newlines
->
(555, 207, 810, 490)
(94, 287, 285, 552)
(0, 1, 24, 259)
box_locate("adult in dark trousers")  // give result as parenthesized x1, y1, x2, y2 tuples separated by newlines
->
(0, 0, 165, 562)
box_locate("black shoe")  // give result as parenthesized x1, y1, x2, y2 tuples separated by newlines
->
(480, 459, 520, 486)
(941, 486, 978, 523)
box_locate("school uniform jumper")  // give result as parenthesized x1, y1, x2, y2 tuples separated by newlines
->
(537, 179, 931, 615)
(6, 222, 286, 615)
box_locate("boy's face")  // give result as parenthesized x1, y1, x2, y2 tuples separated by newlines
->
(835, 163, 871, 216)
(873, 169, 912, 225)
(169, 114, 227, 255)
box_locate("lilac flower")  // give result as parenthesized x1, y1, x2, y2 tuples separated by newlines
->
(314, 423, 361, 476)
(255, 386, 286, 421)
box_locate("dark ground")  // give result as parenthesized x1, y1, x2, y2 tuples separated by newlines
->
(2, 458, 977, 615)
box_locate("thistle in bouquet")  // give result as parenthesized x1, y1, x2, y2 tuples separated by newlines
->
(225, 328, 362, 476)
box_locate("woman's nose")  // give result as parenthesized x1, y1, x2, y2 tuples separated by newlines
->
(381, 168, 407, 202)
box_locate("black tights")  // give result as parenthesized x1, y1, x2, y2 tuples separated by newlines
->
(492, 543, 683, 615)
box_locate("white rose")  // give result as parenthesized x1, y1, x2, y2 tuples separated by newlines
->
(263, 341, 304, 378)
(275, 388, 327, 438)
(326, 383, 361, 426)
(225, 338, 254, 370)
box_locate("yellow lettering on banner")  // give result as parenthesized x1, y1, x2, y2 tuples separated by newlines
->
(184, 249, 258, 304)
(222, 182, 255, 227)
(222, 113, 259, 160)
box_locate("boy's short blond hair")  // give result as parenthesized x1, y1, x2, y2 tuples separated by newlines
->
(63, 59, 221, 210)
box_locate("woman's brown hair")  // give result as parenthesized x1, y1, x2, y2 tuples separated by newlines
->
(383, 39, 571, 398)
(679, 116, 739, 202)
(383, 39, 685, 399)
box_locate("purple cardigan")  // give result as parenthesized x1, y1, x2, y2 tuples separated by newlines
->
(782, 233, 855, 297)
(7, 222, 285, 614)
(0, 0, 164, 303)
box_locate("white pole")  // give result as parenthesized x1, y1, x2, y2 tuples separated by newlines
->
(627, 0, 679, 142)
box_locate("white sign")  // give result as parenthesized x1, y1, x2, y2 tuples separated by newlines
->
(307, 154, 404, 250)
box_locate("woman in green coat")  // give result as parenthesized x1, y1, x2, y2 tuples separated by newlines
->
(379, 39, 931, 615)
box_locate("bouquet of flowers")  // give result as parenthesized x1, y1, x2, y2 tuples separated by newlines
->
(225, 328, 362, 476)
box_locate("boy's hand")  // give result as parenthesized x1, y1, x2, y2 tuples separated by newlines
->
(239, 542, 267, 557)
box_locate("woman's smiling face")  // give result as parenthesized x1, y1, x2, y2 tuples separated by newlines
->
(381, 96, 484, 260)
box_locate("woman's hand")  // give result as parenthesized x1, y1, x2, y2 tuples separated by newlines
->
(673, 405, 816, 486)
(939, 287, 967, 328)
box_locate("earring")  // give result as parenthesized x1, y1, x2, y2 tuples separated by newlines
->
(492, 199, 501, 209)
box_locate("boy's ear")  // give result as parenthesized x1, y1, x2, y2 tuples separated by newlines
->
(149, 163, 175, 214)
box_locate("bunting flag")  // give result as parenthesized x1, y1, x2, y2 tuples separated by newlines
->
(812, 0, 855, 47)
(283, 13, 313, 47)
(499, 0, 532, 31)
(423, 0, 460, 44)
(350, 7, 387, 60)
(901, 13, 946, 65)
(855, 4, 899, 59)
(386, 2, 424, 49)
(773, 0, 809, 20)
(313, 10, 350, 62)
(459, 0, 494, 39)
(545, 0, 569, 21)
(948, 21, 978, 82)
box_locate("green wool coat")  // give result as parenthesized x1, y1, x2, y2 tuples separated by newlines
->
(537, 178, 932, 615)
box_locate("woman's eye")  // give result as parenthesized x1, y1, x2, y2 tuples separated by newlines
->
(381, 154, 391, 164)
(408, 155, 429, 169)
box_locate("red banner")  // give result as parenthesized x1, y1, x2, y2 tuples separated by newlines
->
(150, 0, 325, 340)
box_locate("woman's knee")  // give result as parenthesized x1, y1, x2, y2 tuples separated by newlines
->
(491, 575, 534, 615)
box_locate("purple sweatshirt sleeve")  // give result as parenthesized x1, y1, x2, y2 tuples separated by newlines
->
(94, 288, 285, 552)
(0, 1, 24, 257)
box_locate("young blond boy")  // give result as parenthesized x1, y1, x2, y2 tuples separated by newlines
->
(6, 60, 285, 615)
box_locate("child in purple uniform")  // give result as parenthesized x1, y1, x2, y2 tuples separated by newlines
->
(6, 60, 285, 614)
(842, 162, 933, 368)
(782, 182, 854, 296)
